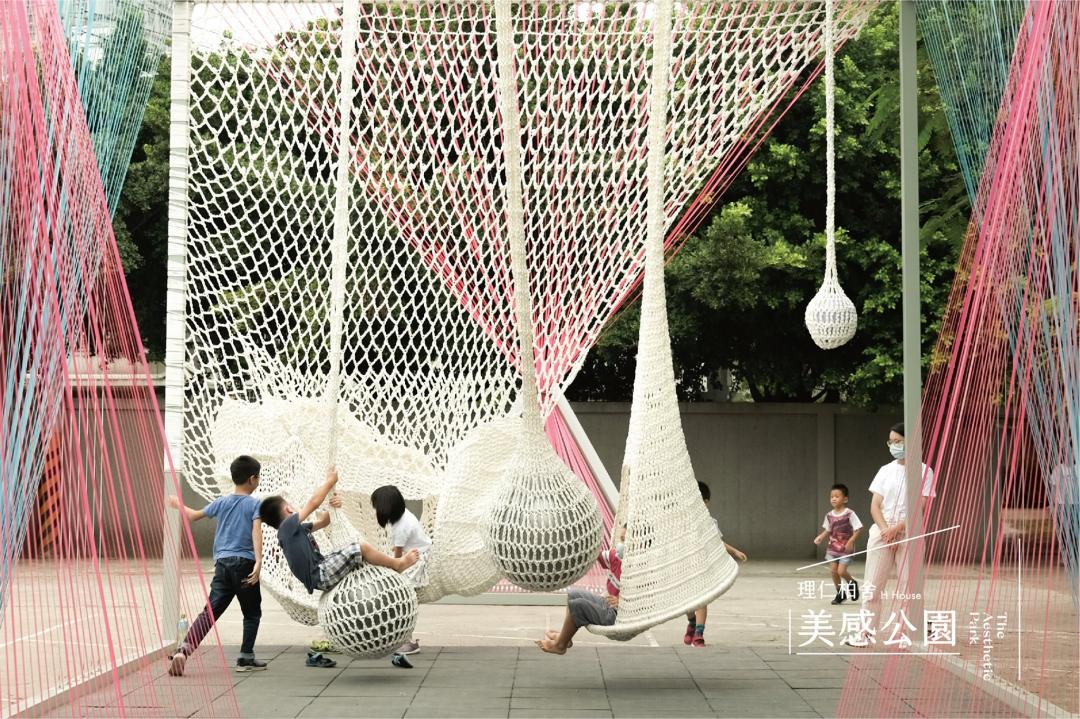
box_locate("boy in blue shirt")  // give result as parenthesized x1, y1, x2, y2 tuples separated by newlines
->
(167, 455, 265, 676)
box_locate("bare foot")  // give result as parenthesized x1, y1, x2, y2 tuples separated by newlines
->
(168, 652, 187, 677)
(536, 638, 567, 655)
(396, 549, 420, 572)
(545, 630, 572, 648)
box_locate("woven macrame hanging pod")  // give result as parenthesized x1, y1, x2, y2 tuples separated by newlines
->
(175, 0, 872, 616)
(483, 0, 604, 593)
(587, 0, 738, 641)
(805, 0, 858, 350)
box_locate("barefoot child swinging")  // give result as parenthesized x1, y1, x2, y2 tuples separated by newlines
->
(537, 528, 626, 655)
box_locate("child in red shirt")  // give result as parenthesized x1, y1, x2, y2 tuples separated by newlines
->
(813, 483, 863, 604)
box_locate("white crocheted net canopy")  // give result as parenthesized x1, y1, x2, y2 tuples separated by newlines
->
(170, 0, 870, 626)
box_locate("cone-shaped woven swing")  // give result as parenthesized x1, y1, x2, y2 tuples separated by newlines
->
(805, 0, 858, 350)
(586, 0, 738, 641)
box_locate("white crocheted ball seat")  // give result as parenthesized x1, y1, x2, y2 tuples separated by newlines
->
(805, 277, 857, 349)
(485, 449, 604, 592)
(318, 564, 418, 658)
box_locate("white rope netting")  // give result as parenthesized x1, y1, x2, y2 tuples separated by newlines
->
(173, 0, 870, 617)
(586, 0, 737, 640)
(422, 418, 517, 601)
(805, 0, 858, 350)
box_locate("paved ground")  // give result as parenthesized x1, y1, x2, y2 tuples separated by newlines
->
(13, 561, 1076, 717)
(193, 560, 1068, 718)
(211, 644, 851, 719)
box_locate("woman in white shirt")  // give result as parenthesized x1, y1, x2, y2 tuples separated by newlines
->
(846, 422, 935, 647)
(372, 485, 432, 655)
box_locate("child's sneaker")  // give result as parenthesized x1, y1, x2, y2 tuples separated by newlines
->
(847, 579, 860, 601)
(691, 635, 706, 648)
(167, 652, 187, 677)
(235, 657, 268, 672)
(396, 639, 421, 655)
(306, 652, 337, 668)
(831, 589, 844, 605)
(683, 623, 696, 645)
(391, 653, 413, 669)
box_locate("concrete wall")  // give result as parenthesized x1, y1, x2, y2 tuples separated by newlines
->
(180, 402, 903, 559)
(24, 382, 994, 563)
(41, 392, 952, 561)
(571, 402, 901, 559)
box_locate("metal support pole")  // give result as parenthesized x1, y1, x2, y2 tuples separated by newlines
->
(900, 0, 925, 638)
(162, 0, 194, 641)
(554, 393, 620, 513)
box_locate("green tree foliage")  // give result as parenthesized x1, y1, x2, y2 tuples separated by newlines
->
(569, 4, 970, 406)
(113, 55, 171, 360)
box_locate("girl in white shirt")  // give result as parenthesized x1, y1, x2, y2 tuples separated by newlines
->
(371, 485, 432, 655)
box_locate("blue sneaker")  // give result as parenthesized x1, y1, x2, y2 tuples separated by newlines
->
(306, 652, 337, 668)
(391, 653, 413, 669)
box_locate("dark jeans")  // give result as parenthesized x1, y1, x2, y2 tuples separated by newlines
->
(182, 557, 261, 658)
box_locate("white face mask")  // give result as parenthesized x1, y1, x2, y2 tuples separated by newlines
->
(889, 443, 905, 460)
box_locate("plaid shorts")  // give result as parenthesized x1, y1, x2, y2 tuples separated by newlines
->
(315, 543, 364, 591)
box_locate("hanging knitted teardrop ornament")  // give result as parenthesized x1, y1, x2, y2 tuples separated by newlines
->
(805, 0, 857, 350)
